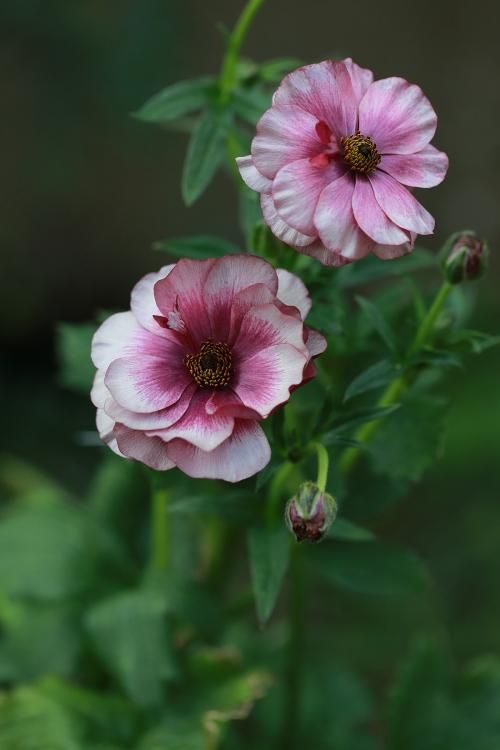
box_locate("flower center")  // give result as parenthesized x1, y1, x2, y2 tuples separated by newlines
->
(341, 132, 380, 173)
(184, 341, 233, 389)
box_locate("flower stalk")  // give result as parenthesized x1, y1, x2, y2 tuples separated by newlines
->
(150, 486, 170, 572)
(219, 0, 266, 103)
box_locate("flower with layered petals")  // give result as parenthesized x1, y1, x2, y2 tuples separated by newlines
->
(91, 255, 326, 482)
(237, 58, 448, 266)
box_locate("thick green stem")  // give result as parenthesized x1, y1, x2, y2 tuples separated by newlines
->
(218, 0, 265, 103)
(339, 280, 452, 475)
(150, 487, 169, 572)
(282, 544, 304, 749)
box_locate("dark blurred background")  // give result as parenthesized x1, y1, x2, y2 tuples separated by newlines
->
(1, 0, 499, 664)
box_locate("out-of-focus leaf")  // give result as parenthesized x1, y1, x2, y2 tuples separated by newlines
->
(86, 588, 175, 707)
(356, 296, 399, 354)
(231, 86, 271, 124)
(167, 491, 257, 524)
(248, 526, 290, 625)
(388, 639, 452, 750)
(137, 722, 203, 750)
(133, 76, 216, 122)
(239, 187, 261, 246)
(329, 518, 375, 541)
(344, 359, 398, 402)
(369, 396, 448, 481)
(259, 57, 303, 82)
(0, 684, 82, 750)
(323, 404, 401, 442)
(409, 348, 463, 370)
(0, 601, 80, 681)
(182, 107, 232, 205)
(153, 234, 240, 259)
(448, 329, 500, 354)
(0, 497, 127, 601)
(255, 456, 282, 491)
(56, 322, 96, 394)
(337, 249, 436, 288)
(310, 541, 430, 596)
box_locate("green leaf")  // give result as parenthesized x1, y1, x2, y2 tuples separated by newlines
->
(239, 187, 261, 246)
(56, 321, 96, 394)
(153, 234, 240, 259)
(448, 329, 500, 354)
(231, 86, 271, 124)
(369, 396, 448, 481)
(181, 107, 232, 205)
(248, 526, 290, 625)
(259, 57, 303, 82)
(344, 359, 398, 402)
(409, 348, 463, 370)
(167, 491, 257, 524)
(337, 248, 436, 288)
(329, 518, 375, 542)
(86, 588, 175, 707)
(0, 684, 82, 750)
(0, 497, 127, 601)
(323, 404, 401, 442)
(356, 295, 399, 354)
(310, 541, 430, 596)
(138, 722, 203, 750)
(133, 76, 216, 123)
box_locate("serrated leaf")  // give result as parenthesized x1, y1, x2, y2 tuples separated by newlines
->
(337, 248, 436, 288)
(323, 404, 401, 442)
(369, 396, 448, 481)
(310, 541, 430, 596)
(86, 588, 175, 707)
(344, 359, 398, 402)
(181, 107, 231, 205)
(134, 76, 215, 123)
(56, 321, 96, 394)
(259, 57, 303, 82)
(329, 518, 375, 542)
(356, 295, 399, 353)
(153, 234, 240, 259)
(248, 525, 290, 625)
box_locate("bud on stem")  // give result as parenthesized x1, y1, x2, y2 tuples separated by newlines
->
(443, 231, 488, 284)
(285, 482, 337, 543)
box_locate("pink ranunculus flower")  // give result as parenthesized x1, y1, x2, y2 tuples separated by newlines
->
(237, 58, 449, 266)
(91, 255, 326, 483)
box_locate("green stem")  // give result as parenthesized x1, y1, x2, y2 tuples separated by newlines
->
(338, 280, 452, 475)
(266, 461, 294, 523)
(282, 544, 304, 749)
(218, 0, 265, 102)
(150, 487, 169, 572)
(310, 441, 329, 491)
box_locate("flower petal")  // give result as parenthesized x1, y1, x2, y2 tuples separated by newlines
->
(252, 104, 324, 179)
(358, 77, 437, 155)
(114, 425, 175, 471)
(369, 170, 435, 235)
(105, 353, 190, 413)
(273, 60, 359, 139)
(373, 242, 413, 260)
(131, 265, 174, 333)
(314, 173, 374, 260)
(343, 57, 374, 105)
(352, 175, 410, 245)
(233, 344, 308, 418)
(96, 409, 122, 456)
(236, 155, 272, 193)
(380, 144, 449, 188)
(154, 258, 217, 345)
(305, 327, 327, 357)
(234, 302, 309, 361)
(104, 382, 197, 430)
(260, 194, 316, 248)
(276, 268, 311, 320)
(300, 239, 352, 267)
(166, 420, 271, 482)
(91, 312, 159, 371)
(273, 157, 346, 235)
(147, 390, 235, 452)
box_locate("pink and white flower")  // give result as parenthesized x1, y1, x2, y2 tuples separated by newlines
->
(91, 255, 326, 482)
(237, 58, 448, 266)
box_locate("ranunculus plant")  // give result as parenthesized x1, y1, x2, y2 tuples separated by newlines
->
(9, 1, 494, 749)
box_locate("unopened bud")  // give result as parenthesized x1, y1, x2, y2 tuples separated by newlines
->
(285, 482, 337, 543)
(443, 231, 488, 284)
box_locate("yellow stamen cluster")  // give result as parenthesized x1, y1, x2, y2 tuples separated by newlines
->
(185, 341, 233, 389)
(342, 132, 380, 173)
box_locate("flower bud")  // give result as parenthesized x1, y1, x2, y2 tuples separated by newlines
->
(443, 231, 488, 284)
(285, 482, 337, 543)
